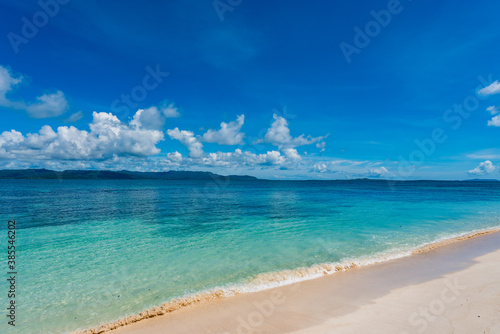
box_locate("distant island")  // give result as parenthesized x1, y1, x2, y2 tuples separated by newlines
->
(0, 169, 259, 181)
(0, 169, 498, 182)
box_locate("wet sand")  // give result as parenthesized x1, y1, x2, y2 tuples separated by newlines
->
(96, 230, 500, 334)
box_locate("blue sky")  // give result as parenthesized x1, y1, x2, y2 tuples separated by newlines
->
(0, 0, 499, 179)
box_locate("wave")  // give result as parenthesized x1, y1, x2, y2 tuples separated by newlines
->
(72, 226, 500, 334)
(411, 228, 500, 254)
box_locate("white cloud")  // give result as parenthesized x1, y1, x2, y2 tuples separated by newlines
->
(263, 150, 285, 165)
(366, 166, 389, 178)
(0, 110, 164, 160)
(487, 106, 500, 115)
(0, 65, 70, 118)
(316, 141, 326, 152)
(195, 149, 291, 167)
(0, 110, 324, 173)
(131, 107, 165, 130)
(488, 115, 500, 127)
(167, 128, 204, 158)
(202, 115, 245, 145)
(131, 104, 180, 130)
(167, 151, 183, 163)
(468, 160, 496, 175)
(25, 125, 57, 149)
(0, 106, 402, 180)
(202, 152, 234, 167)
(485, 106, 500, 127)
(261, 114, 327, 149)
(0, 65, 22, 106)
(160, 104, 180, 118)
(25, 91, 69, 118)
(282, 148, 301, 161)
(479, 81, 500, 95)
(0, 130, 24, 159)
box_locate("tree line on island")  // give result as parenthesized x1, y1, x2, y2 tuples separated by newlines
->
(0, 169, 259, 181)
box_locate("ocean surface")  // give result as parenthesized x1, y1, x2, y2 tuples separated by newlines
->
(1, 179, 500, 333)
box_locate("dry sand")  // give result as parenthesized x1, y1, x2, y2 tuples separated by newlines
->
(101, 231, 500, 334)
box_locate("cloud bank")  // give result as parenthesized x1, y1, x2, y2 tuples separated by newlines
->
(0, 107, 375, 178)
(0, 111, 164, 160)
(0, 74, 396, 179)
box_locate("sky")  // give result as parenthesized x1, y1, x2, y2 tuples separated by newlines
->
(0, 0, 499, 180)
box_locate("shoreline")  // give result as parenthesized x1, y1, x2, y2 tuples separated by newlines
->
(75, 227, 500, 334)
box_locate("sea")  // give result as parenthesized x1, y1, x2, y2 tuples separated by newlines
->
(1, 179, 499, 333)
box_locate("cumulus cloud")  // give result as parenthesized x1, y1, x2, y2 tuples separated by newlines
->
(0, 105, 389, 179)
(25, 125, 57, 149)
(0, 65, 23, 106)
(160, 104, 181, 118)
(0, 65, 69, 118)
(488, 116, 500, 127)
(0, 108, 329, 173)
(131, 104, 180, 130)
(479, 81, 500, 95)
(198, 149, 287, 167)
(485, 106, 500, 127)
(0, 130, 24, 159)
(366, 166, 389, 178)
(261, 150, 285, 165)
(0, 110, 164, 160)
(25, 91, 69, 118)
(260, 114, 327, 149)
(468, 161, 496, 176)
(201, 152, 234, 167)
(131, 107, 165, 130)
(188, 113, 326, 167)
(167, 128, 204, 158)
(240, 150, 281, 165)
(202, 115, 245, 145)
(282, 148, 301, 161)
(167, 151, 183, 163)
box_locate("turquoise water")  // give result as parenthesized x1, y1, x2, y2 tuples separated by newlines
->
(1, 179, 500, 333)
